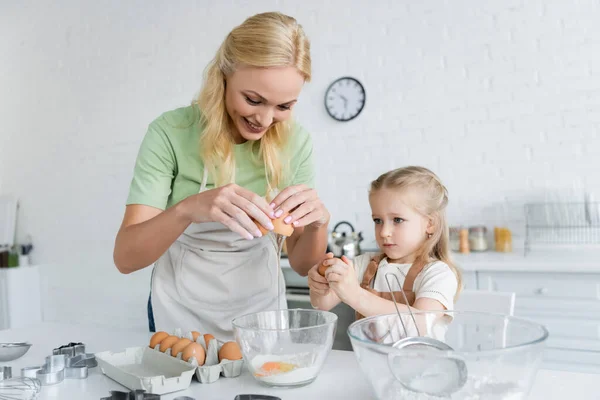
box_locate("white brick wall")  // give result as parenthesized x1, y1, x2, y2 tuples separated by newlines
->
(1, 0, 599, 330)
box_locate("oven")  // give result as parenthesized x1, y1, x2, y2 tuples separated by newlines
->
(282, 260, 355, 351)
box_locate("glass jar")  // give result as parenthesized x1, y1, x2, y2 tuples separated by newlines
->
(469, 226, 488, 251)
(449, 227, 461, 252)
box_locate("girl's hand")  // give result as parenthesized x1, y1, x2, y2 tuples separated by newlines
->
(325, 256, 360, 304)
(269, 184, 330, 229)
(183, 184, 275, 240)
(308, 253, 334, 296)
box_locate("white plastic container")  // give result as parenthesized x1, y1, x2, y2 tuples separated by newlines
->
(95, 346, 196, 395)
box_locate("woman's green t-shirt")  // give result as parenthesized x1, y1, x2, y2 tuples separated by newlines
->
(126, 105, 316, 210)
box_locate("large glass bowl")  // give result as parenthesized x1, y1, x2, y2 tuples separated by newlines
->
(232, 309, 337, 388)
(347, 311, 549, 399)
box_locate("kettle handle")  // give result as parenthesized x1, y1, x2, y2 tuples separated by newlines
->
(333, 221, 355, 233)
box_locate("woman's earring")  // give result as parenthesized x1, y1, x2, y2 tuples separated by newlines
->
(427, 233, 433, 239)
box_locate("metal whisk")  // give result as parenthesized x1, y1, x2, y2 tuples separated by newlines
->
(384, 272, 468, 396)
(0, 377, 41, 400)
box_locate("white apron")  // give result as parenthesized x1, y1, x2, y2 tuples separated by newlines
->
(150, 168, 287, 341)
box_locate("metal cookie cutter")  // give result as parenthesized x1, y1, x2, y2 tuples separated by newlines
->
(0, 366, 12, 380)
(100, 389, 161, 400)
(99, 391, 197, 400)
(22, 343, 97, 385)
(53, 342, 98, 368)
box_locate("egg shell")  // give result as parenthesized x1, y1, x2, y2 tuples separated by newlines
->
(191, 331, 201, 341)
(218, 341, 243, 362)
(254, 214, 294, 237)
(170, 338, 192, 357)
(159, 335, 180, 353)
(204, 334, 215, 347)
(182, 342, 206, 366)
(149, 331, 169, 348)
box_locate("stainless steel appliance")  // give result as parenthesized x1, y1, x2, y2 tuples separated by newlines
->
(328, 221, 364, 259)
(282, 262, 355, 351)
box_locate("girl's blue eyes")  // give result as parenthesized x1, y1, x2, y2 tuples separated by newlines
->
(373, 218, 405, 224)
(245, 97, 291, 110)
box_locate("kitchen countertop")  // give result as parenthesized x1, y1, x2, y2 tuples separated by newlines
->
(0, 322, 598, 399)
(282, 248, 600, 273)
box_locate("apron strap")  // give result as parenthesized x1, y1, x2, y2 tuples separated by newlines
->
(199, 167, 209, 193)
(355, 256, 428, 321)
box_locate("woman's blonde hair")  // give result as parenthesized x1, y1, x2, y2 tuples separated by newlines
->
(193, 12, 311, 194)
(369, 166, 463, 300)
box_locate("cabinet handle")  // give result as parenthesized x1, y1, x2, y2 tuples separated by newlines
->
(535, 287, 548, 295)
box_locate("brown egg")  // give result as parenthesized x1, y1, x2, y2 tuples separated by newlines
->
(191, 331, 201, 342)
(149, 331, 169, 349)
(170, 338, 192, 357)
(159, 335, 180, 353)
(204, 334, 215, 347)
(218, 341, 243, 362)
(318, 260, 330, 277)
(182, 342, 206, 366)
(253, 214, 294, 237)
(318, 254, 337, 276)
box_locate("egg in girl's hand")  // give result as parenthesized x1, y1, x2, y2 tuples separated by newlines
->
(149, 331, 169, 348)
(182, 342, 206, 366)
(159, 335, 180, 353)
(318, 253, 336, 277)
(318, 260, 330, 277)
(218, 341, 243, 362)
(170, 338, 192, 357)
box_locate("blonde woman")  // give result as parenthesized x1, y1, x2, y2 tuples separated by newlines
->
(309, 166, 461, 322)
(113, 12, 330, 339)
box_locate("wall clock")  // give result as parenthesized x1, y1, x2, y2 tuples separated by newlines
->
(324, 76, 366, 122)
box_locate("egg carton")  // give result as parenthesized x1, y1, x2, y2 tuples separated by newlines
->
(149, 328, 244, 384)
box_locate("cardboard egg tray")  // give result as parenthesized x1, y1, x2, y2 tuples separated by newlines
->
(149, 328, 244, 384)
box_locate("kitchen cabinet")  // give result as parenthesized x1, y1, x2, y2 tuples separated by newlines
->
(454, 251, 600, 374)
(0, 265, 43, 330)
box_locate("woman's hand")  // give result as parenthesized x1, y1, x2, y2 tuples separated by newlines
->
(269, 184, 330, 229)
(325, 256, 360, 304)
(182, 184, 275, 240)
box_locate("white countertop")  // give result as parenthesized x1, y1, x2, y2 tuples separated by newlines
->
(0, 322, 598, 399)
(282, 248, 600, 273)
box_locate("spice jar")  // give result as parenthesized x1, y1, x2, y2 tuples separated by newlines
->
(469, 226, 488, 252)
(449, 227, 460, 252)
(495, 227, 513, 252)
(459, 228, 470, 254)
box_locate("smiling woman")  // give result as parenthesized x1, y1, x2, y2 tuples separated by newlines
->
(112, 12, 331, 339)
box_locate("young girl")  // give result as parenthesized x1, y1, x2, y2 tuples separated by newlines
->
(309, 166, 462, 321)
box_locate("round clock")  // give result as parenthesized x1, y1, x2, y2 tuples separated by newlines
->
(324, 77, 366, 122)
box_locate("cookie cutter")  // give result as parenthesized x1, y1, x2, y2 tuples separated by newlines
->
(0, 366, 11, 380)
(21, 342, 97, 385)
(99, 391, 197, 400)
(53, 342, 98, 368)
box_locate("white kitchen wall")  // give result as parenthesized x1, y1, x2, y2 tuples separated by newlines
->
(1, 0, 599, 330)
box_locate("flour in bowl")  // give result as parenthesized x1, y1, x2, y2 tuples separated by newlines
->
(251, 354, 321, 386)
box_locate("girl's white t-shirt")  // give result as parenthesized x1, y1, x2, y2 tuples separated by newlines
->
(353, 252, 459, 311)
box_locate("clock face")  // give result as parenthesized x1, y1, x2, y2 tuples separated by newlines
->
(324, 77, 366, 122)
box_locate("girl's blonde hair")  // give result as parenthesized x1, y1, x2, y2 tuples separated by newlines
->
(370, 166, 463, 300)
(193, 12, 311, 194)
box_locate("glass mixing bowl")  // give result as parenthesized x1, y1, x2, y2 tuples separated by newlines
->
(232, 309, 337, 388)
(347, 311, 548, 399)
